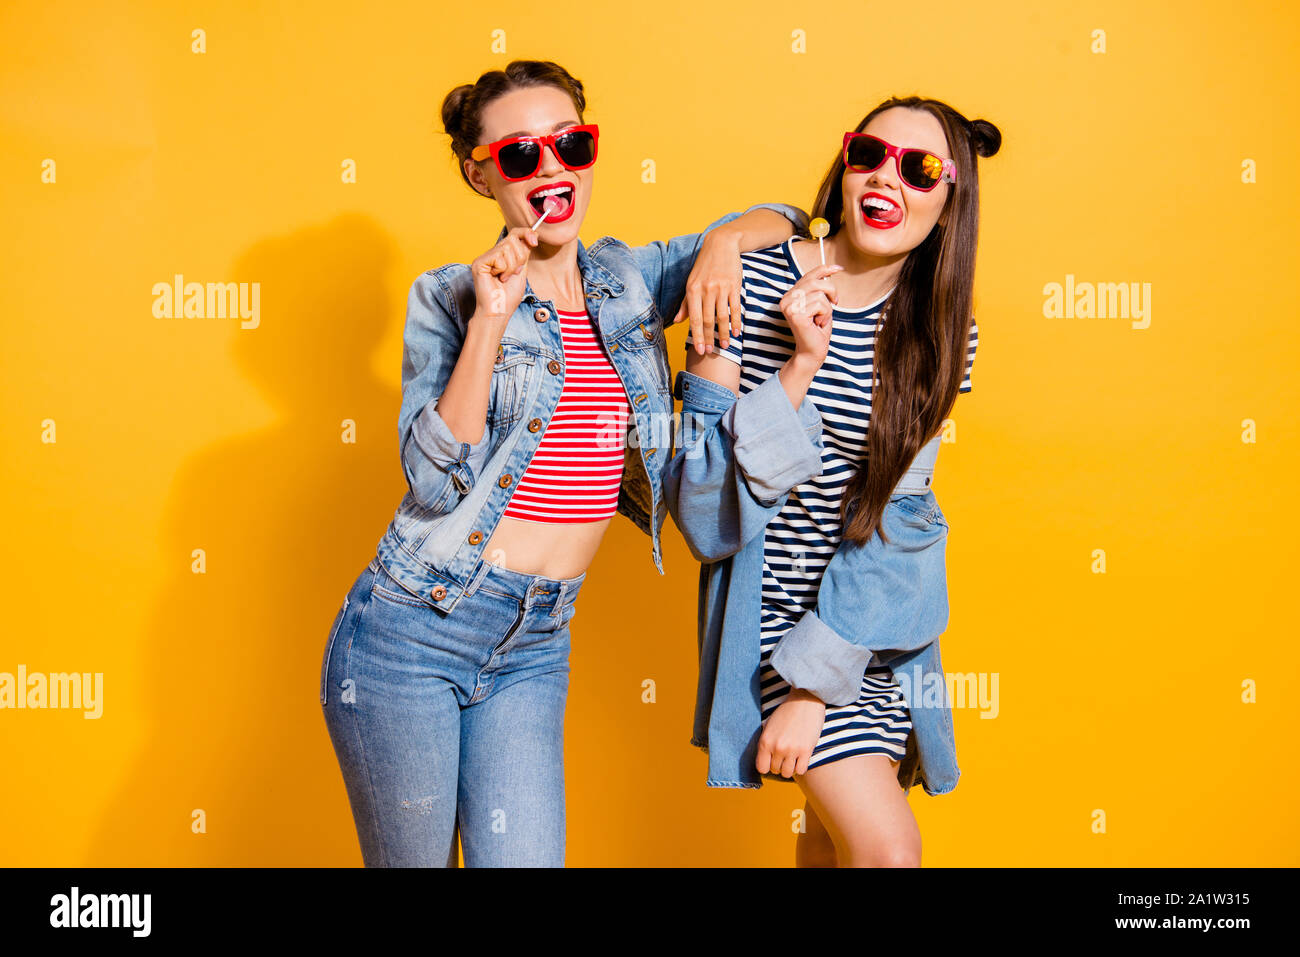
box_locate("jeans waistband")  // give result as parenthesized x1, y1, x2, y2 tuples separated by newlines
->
(466, 557, 586, 612)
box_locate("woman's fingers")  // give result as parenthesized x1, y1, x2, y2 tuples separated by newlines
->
(728, 289, 744, 338)
(685, 287, 708, 355)
(485, 228, 538, 279)
(802, 263, 844, 282)
(703, 284, 724, 350)
(755, 742, 772, 775)
(794, 278, 839, 305)
(788, 291, 835, 323)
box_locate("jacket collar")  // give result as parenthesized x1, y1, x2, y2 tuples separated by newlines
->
(494, 225, 625, 301)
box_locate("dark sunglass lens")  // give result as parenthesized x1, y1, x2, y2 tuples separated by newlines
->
(900, 151, 944, 189)
(499, 141, 541, 179)
(846, 136, 886, 171)
(554, 130, 596, 168)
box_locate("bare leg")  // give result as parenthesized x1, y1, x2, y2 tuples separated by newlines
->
(797, 754, 921, 867)
(794, 799, 837, 868)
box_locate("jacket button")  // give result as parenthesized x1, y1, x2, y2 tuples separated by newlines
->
(527, 418, 542, 432)
(468, 531, 483, 545)
(609, 342, 619, 352)
(547, 359, 562, 374)
(642, 323, 653, 339)
(498, 474, 512, 487)
(431, 585, 447, 601)
(495, 345, 504, 364)
(535, 308, 550, 322)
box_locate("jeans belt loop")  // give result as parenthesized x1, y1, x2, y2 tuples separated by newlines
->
(463, 556, 493, 597)
(551, 581, 569, 618)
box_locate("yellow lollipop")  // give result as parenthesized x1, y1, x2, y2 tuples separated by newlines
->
(809, 217, 830, 264)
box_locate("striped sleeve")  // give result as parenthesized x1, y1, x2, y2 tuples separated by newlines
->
(959, 319, 978, 394)
(684, 321, 744, 366)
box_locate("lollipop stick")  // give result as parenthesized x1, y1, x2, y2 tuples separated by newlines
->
(530, 208, 551, 231)
(818, 237, 825, 265)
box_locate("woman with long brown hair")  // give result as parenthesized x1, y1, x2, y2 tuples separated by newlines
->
(665, 96, 1000, 866)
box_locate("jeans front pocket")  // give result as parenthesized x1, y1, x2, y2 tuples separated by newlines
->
(369, 559, 436, 610)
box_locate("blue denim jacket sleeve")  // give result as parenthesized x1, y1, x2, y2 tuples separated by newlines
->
(768, 506, 950, 706)
(629, 203, 809, 321)
(663, 367, 824, 563)
(398, 270, 494, 513)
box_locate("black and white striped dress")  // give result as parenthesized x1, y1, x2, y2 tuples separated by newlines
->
(685, 237, 977, 773)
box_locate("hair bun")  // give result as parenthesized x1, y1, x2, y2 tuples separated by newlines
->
(968, 118, 1001, 158)
(441, 83, 474, 138)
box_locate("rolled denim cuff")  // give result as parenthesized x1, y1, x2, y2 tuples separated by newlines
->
(675, 368, 738, 414)
(409, 402, 493, 494)
(769, 608, 875, 707)
(720, 371, 823, 502)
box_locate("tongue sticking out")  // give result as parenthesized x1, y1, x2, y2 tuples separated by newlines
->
(866, 202, 903, 225)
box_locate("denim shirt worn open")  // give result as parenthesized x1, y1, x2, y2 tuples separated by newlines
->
(371, 203, 810, 612)
(662, 367, 960, 797)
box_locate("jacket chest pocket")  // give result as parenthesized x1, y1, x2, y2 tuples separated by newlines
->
(490, 341, 537, 429)
(613, 318, 671, 398)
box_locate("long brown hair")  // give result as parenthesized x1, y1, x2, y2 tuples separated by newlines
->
(440, 60, 587, 193)
(812, 96, 1001, 545)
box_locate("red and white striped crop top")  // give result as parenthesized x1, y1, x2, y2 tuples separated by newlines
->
(501, 308, 631, 523)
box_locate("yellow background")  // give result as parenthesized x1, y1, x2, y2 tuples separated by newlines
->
(2, 0, 1297, 866)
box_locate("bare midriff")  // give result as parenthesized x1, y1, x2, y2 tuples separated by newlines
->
(482, 516, 612, 580)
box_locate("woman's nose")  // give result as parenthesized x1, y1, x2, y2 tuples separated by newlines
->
(538, 143, 566, 177)
(867, 158, 900, 190)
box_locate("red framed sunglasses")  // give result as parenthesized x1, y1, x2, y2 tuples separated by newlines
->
(470, 124, 600, 182)
(842, 132, 956, 192)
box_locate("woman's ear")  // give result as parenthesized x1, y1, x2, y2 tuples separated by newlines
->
(464, 159, 493, 199)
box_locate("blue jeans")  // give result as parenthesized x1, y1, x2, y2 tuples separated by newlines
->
(320, 555, 584, 867)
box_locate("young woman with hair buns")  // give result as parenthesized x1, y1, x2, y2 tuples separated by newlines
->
(319, 58, 809, 867)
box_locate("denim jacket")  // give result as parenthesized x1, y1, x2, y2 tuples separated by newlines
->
(371, 203, 810, 611)
(662, 367, 960, 797)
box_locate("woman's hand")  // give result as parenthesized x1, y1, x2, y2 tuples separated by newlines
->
(470, 226, 539, 330)
(671, 228, 745, 356)
(779, 263, 843, 369)
(756, 688, 827, 778)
